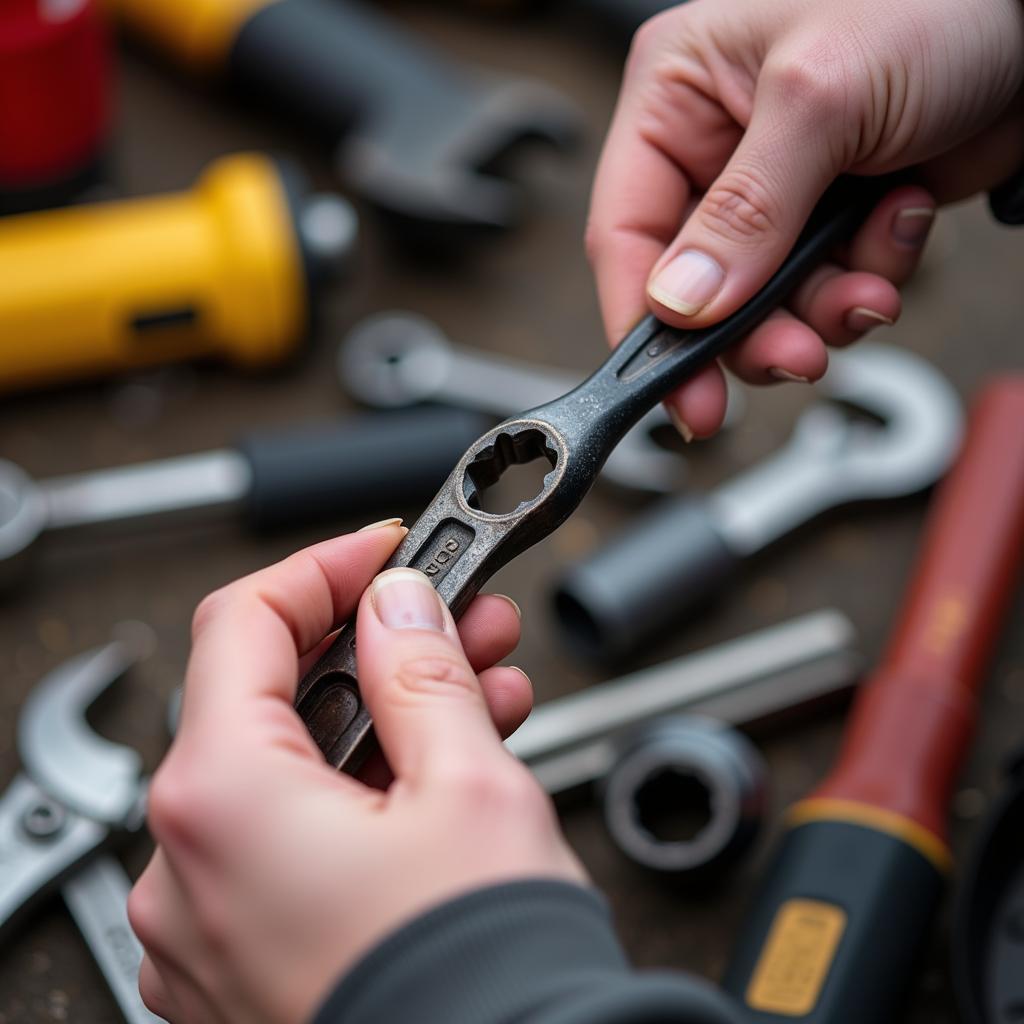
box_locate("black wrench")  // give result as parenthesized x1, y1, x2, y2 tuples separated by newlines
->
(296, 174, 895, 771)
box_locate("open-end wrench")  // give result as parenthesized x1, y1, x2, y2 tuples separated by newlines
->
(0, 407, 489, 590)
(552, 343, 964, 659)
(295, 173, 896, 772)
(0, 626, 161, 1022)
(114, 0, 579, 236)
(339, 311, 746, 493)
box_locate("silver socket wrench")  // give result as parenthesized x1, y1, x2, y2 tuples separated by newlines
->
(508, 608, 861, 873)
(337, 311, 745, 494)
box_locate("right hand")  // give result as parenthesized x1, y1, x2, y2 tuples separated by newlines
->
(587, 0, 1024, 438)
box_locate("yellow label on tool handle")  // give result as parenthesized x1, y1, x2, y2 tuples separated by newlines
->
(746, 899, 847, 1016)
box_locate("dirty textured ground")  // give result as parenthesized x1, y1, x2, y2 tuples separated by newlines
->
(0, 6, 1021, 1022)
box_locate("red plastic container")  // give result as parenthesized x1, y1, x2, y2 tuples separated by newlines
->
(0, 0, 110, 213)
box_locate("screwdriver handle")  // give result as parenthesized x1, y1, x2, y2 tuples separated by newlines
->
(723, 378, 1024, 1024)
(238, 407, 493, 529)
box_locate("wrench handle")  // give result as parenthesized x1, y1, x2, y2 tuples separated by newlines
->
(568, 174, 898, 444)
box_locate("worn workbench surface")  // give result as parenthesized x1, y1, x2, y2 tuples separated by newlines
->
(1, 6, 1021, 1021)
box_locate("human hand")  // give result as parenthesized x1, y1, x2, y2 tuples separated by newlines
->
(128, 522, 583, 1024)
(587, 0, 1024, 438)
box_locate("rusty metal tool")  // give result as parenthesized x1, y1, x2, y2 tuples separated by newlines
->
(295, 173, 895, 771)
(722, 377, 1024, 1023)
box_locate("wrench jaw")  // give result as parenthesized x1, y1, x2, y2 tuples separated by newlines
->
(0, 628, 154, 940)
(18, 625, 155, 829)
(0, 459, 47, 592)
(337, 79, 580, 235)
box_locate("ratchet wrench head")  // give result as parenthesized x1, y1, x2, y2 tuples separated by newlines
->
(0, 460, 46, 589)
(18, 623, 155, 827)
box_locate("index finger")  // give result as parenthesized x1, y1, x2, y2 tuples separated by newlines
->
(178, 525, 407, 736)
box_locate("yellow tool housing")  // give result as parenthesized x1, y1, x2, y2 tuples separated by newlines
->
(0, 152, 307, 392)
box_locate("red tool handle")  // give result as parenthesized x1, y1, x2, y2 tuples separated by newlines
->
(814, 377, 1024, 844)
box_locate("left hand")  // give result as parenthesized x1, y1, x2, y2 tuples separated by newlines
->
(128, 524, 582, 1023)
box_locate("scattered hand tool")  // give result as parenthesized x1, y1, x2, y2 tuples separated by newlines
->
(294, 172, 897, 771)
(339, 311, 743, 494)
(0, 625, 163, 1023)
(0, 406, 490, 590)
(722, 377, 1024, 1023)
(0, 0, 109, 215)
(508, 609, 861, 874)
(951, 741, 1024, 1024)
(112, 0, 579, 236)
(552, 343, 963, 661)
(0, 152, 355, 393)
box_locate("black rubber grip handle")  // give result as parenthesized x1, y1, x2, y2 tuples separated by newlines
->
(722, 820, 943, 1022)
(552, 495, 740, 662)
(237, 407, 493, 529)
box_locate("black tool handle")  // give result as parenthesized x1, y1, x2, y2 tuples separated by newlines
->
(296, 174, 898, 772)
(553, 495, 738, 662)
(237, 408, 492, 529)
(230, 0, 471, 144)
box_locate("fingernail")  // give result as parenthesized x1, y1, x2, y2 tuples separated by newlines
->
(667, 406, 694, 443)
(768, 367, 810, 383)
(844, 306, 895, 334)
(495, 594, 522, 620)
(358, 517, 404, 533)
(648, 250, 725, 316)
(507, 666, 531, 685)
(371, 568, 445, 631)
(891, 207, 935, 247)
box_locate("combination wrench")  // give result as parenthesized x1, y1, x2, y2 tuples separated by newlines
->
(339, 311, 743, 494)
(295, 173, 896, 771)
(552, 343, 964, 659)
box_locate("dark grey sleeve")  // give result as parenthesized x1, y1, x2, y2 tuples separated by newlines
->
(311, 879, 740, 1024)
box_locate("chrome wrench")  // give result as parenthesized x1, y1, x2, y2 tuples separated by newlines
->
(338, 311, 743, 494)
(552, 343, 964, 660)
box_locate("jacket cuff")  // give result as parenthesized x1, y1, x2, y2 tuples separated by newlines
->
(311, 879, 739, 1024)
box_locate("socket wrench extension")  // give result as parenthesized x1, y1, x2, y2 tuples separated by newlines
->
(509, 609, 859, 875)
(339, 311, 742, 494)
(553, 343, 964, 661)
(295, 174, 898, 771)
(0, 406, 490, 590)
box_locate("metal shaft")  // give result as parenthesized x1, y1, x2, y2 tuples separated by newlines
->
(508, 610, 860, 795)
(40, 450, 251, 533)
(62, 857, 165, 1024)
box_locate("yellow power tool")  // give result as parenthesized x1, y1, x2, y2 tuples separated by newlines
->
(0, 152, 355, 392)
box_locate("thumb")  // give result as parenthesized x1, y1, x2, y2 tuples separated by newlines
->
(355, 568, 507, 781)
(647, 63, 845, 326)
